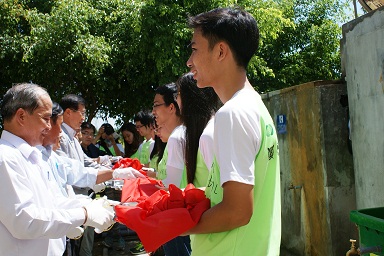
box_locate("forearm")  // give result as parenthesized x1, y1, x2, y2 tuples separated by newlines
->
(186, 181, 254, 235)
(96, 169, 114, 184)
(186, 204, 241, 235)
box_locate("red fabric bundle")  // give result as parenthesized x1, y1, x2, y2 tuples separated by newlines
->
(120, 177, 164, 203)
(112, 157, 147, 176)
(112, 158, 164, 203)
(115, 183, 210, 252)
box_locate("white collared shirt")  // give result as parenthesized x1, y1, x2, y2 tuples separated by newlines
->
(39, 145, 98, 198)
(0, 130, 85, 256)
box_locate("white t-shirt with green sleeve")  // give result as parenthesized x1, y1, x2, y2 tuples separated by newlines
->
(191, 88, 281, 256)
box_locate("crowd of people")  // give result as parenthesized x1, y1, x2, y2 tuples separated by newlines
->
(0, 7, 281, 256)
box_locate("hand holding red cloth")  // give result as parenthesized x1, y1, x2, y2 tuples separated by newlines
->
(112, 157, 164, 203)
(115, 183, 210, 252)
(112, 157, 147, 176)
(120, 177, 164, 203)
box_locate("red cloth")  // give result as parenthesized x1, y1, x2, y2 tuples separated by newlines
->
(112, 157, 147, 176)
(112, 157, 164, 203)
(115, 183, 210, 252)
(120, 177, 164, 203)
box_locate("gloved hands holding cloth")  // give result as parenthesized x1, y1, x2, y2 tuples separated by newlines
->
(115, 183, 210, 252)
(83, 196, 115, 233)
(113, 167, 145, 179)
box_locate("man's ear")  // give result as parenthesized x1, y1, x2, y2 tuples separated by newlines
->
(169, 103, 175, 113)
(64, 108, 72, 116)
(217, 42, 229, 61)
(15, 108, 26, 126)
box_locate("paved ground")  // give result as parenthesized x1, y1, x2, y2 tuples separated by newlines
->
(92, 225, 164, 256)
(93, 230, 296, 256)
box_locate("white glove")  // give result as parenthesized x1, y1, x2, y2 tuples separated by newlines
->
(92, 183, 106, 193)
(74, 194, 92, 207)
(142, 167, 155, 172)
(112, 167, 145, 179)
(83, 197, 115, 233)
(66, 226, 84, 239)
(111, 156, 123, 163)
(99, 155, 111, 166)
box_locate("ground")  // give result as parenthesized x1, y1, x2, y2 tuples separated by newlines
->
(92, 225, 164, 256)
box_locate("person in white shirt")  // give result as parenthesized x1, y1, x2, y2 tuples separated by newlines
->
(56, 94, 111, 256)
(152, 83, 185, 188)
(0, 83, 114, 256)
(41, 102, 144, 198)
(42, 102, 143, 253)
(152, 82, 191, 256)
(174, 72, 220, 188)
(184, 8, 281, 256)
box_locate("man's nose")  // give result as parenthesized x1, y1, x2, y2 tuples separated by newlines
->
(186, 57, 192, 67)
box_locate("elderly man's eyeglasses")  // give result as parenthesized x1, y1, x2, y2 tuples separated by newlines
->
(71, 109, 86, 117)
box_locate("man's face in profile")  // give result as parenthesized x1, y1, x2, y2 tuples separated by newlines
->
(24, 94, 52, 146)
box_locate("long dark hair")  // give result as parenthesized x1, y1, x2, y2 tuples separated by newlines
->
(176, 72, 220, 183)
(150, 134, 167, 165)
(120, 122, 142, 158)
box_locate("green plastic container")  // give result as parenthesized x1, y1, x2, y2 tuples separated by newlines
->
(350, 207, 384, 255)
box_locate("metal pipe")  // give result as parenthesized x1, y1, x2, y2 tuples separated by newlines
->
(358, 246, 382, 254)
(288, 183, 302, 190)
(346, 239, 382, 256)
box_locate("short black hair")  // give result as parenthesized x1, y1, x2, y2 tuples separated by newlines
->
(60, 94, 86, 111)
(134, 110, 154, 127)
(81, 122, 96, 134)
(188, 7, 259, 69)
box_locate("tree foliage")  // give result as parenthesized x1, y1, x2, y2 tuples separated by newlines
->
(254, 0, 350, 92)
(0, 0, 352, 123)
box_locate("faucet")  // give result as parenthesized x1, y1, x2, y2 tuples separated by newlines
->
(346, 239, 382, 256)
(288, 183, 302, 190)
(346, 239, 358, 256)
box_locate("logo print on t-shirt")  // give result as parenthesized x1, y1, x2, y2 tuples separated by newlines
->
(266, 124, 274, 137)
(268, 145, 275, 160)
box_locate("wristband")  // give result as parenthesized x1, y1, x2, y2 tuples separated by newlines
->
(82, 206, 88, 225)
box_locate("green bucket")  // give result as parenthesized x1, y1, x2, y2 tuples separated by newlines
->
(350, 207, 384, 255)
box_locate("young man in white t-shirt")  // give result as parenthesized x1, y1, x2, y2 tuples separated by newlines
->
(185, 7, 281, 256)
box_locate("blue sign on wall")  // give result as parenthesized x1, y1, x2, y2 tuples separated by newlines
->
(277, 114, 287, 134)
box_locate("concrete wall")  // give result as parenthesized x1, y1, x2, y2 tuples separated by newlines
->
(341, 7, 384, 209)
(262, 81, 356, 255)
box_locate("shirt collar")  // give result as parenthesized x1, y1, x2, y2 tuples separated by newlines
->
(37, 145, 53, 159)
(1, 130, 40, 163)
(62, 122, 77, 139)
